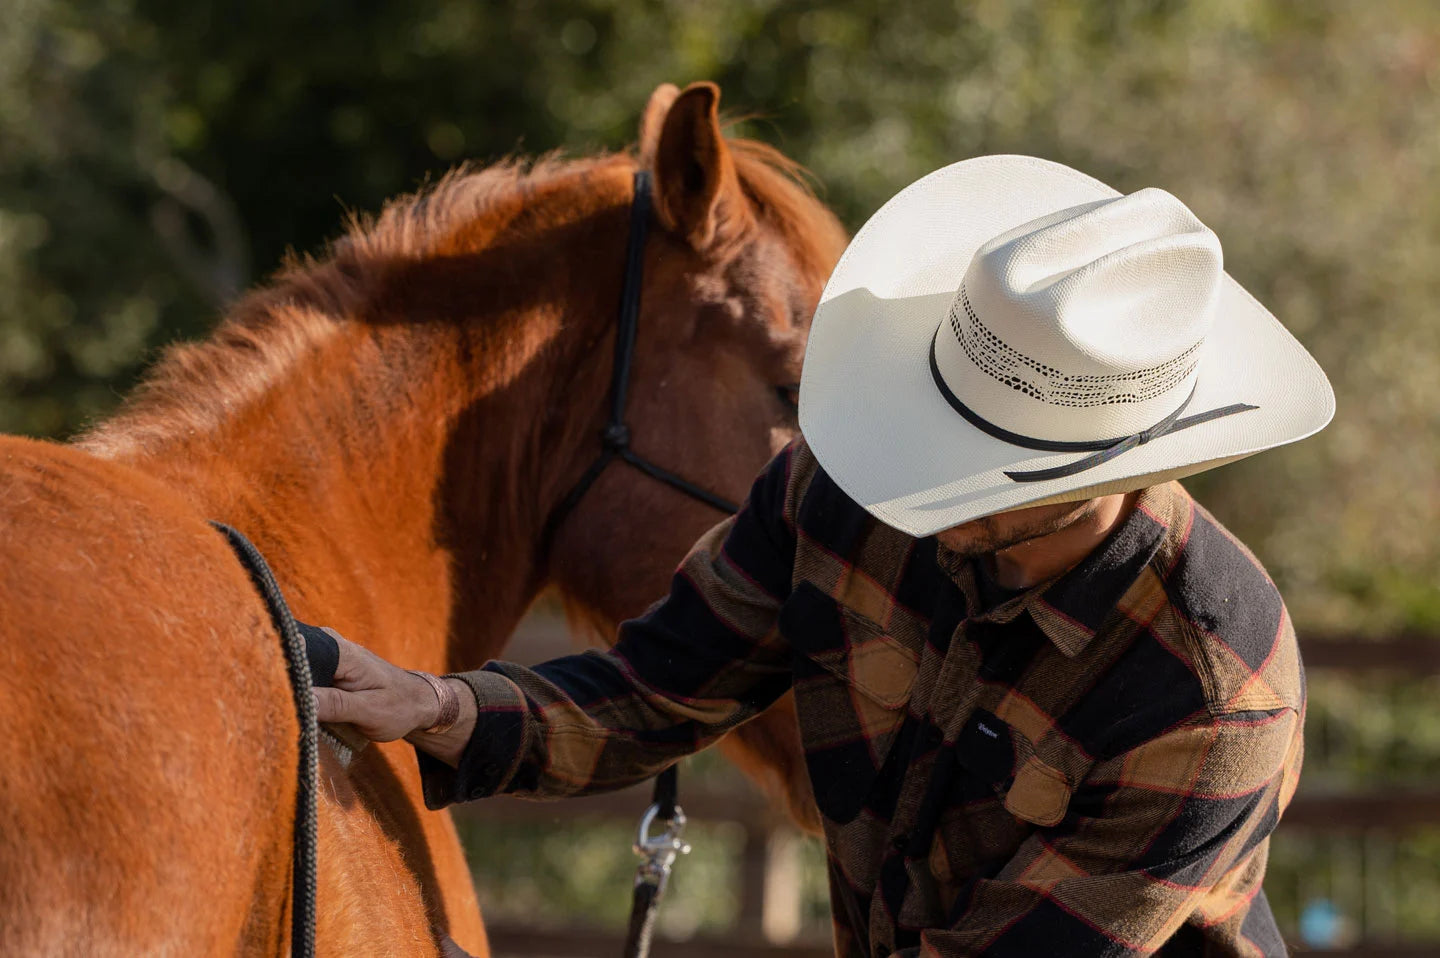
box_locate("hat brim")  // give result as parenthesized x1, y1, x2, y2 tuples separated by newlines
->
(798, 155, 1335, 538)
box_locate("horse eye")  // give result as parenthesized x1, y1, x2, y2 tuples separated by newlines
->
(776, 384, 800, 411)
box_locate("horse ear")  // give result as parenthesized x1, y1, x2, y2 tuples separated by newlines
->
(638, 83, 680, 168)
(648, 81, 751, 251)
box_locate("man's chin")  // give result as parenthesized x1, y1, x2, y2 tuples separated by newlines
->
(938, 507, 1089, 559)
(935, 527, 1012, 559)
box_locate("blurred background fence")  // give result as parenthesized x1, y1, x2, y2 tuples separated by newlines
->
(5, 0, 1440, 952)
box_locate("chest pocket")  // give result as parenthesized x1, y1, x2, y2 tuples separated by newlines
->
(932, 711, 1076, 885)
(1005, 756, 1072, 827)
(950, 710, 1075, 826)
(780, 582, 918, 824)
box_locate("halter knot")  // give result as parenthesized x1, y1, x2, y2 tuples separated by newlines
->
(602, 423, 632, 451)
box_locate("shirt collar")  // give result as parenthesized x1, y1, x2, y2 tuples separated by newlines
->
(937, 484, 1188, 657)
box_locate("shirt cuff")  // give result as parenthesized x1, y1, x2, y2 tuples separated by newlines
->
(415, 666, 528, 810)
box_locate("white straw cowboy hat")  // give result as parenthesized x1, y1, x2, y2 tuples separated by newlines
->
(799, 155, 1334, 537)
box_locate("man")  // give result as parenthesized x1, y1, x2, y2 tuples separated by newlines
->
(316, 156, 1334, 956)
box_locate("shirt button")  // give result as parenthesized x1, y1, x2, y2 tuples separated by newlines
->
(890, 833, 909, 852)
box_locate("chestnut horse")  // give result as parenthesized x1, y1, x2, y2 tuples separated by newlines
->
(0, 82, 844, 956)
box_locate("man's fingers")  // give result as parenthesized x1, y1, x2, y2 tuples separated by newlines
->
(322, 627, 393, 690)
(313, 685, 354, 725)
(307, 633, 421, 742)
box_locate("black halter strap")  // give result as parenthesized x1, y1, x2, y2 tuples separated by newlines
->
(541, 170, 740, 554)
(537, 170, 731, 958)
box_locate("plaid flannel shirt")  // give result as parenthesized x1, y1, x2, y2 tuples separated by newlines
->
(423, 438, 1304, 957)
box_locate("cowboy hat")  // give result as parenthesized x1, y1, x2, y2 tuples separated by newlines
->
(798, 155, 1334, 537)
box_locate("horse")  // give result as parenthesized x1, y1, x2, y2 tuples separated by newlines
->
(0, 81, 845, 955)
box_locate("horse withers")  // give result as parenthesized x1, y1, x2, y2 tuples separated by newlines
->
(0, 82, 843, 955)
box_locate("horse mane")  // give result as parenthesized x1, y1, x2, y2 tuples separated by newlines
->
(78, 138, 828, 456)
(343, 138, 832, 272)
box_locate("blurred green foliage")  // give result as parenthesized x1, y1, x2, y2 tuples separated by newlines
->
(5, 0, 1440, 632)
(6, 0, 1440, 944)
(462, 817, 746, 937)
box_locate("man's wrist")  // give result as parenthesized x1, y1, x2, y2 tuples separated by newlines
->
(428, 674, 460, 732)
(406, 677, 479, 768)
(406, 670, 441, 732)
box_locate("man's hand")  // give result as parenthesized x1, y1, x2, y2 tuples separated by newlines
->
(312, 630, 439, 742)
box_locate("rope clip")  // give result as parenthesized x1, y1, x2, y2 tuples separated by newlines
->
(632, 802, 691, 890)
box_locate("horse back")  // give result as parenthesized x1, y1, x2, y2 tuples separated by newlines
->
(0, 436, 301, 953)
(0, 437, 445, 956)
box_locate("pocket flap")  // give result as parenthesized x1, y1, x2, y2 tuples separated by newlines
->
(845, 634, 919, 708)
(780, 581, 918, 823)
(1004, 756, 1072, 827)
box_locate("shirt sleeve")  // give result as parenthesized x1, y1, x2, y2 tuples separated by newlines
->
(906, 704, 1303, 957)
(418, 439, 812, 810)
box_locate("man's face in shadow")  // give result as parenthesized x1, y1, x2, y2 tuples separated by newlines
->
(934, 497, 1102, 559)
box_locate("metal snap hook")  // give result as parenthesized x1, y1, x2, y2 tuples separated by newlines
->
(632, 801, 691, 888)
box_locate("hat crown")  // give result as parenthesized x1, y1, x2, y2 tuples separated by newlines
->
(940, 188, 1224, 443)
(966, 188, 1222, 373)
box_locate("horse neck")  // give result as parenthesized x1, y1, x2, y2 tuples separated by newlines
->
(82, 198, 626, 674)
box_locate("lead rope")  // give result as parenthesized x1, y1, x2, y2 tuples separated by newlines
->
(212, 522, 318, 958)
(623, 766, 689, 958)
